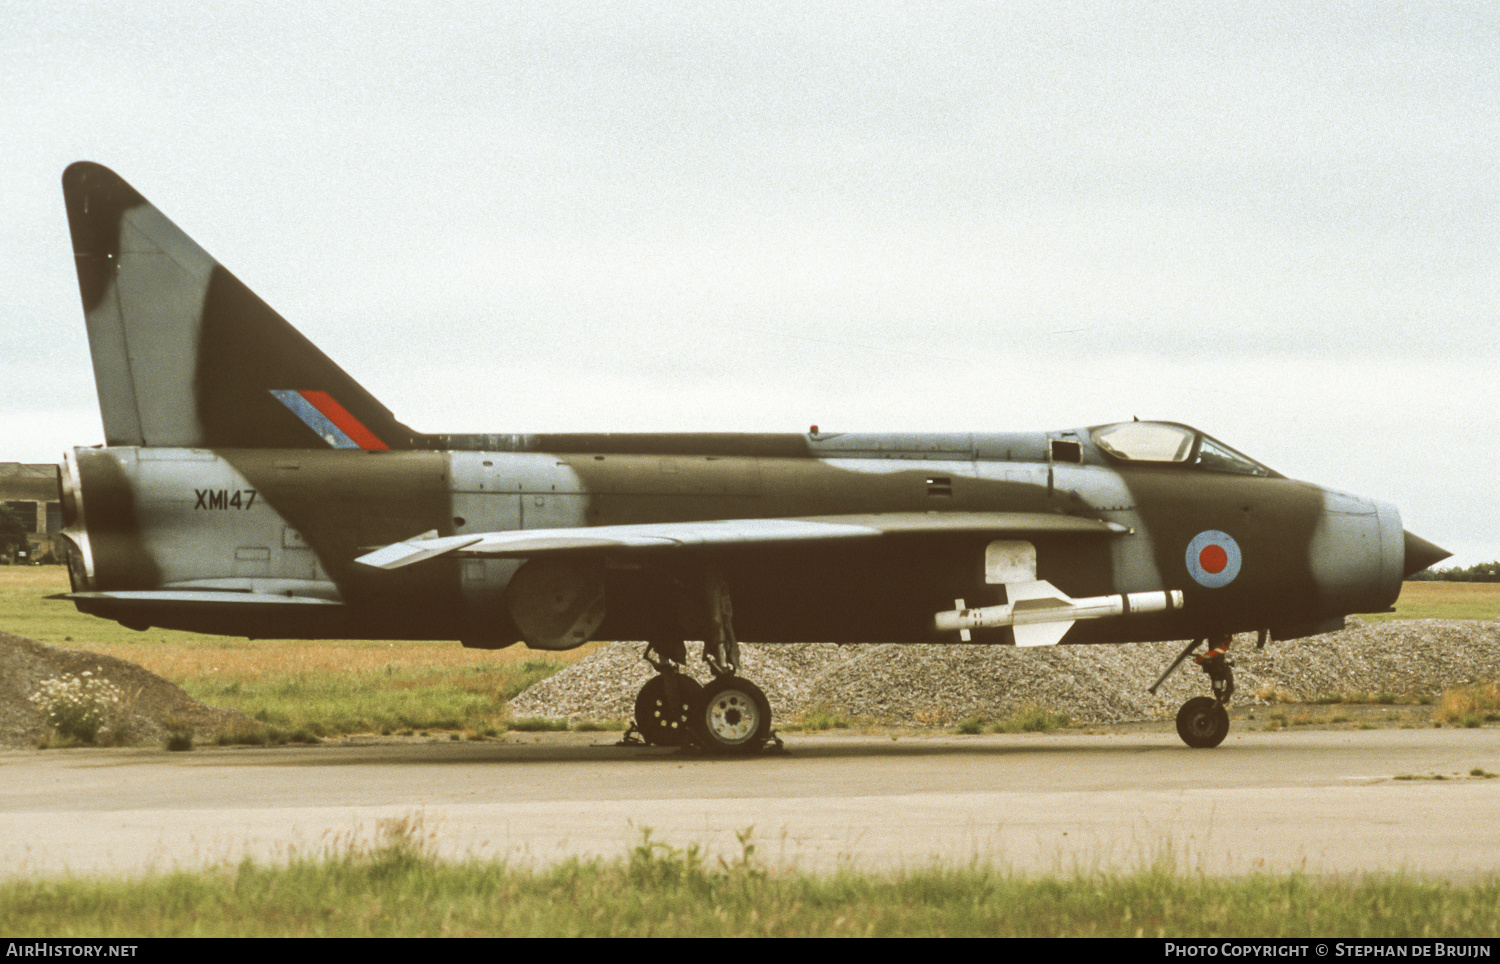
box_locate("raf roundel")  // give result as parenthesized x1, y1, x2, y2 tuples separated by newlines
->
(1185, 530, 1242, 588)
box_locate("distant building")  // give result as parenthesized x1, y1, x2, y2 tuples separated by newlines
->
(0, 462, 63, 561)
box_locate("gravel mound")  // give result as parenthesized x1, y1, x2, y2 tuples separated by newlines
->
(510, 619, 1500, 726)
(0, 632, 255, 747)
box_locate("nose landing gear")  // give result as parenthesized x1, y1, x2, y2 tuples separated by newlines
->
(1153, 634, 1237, 749)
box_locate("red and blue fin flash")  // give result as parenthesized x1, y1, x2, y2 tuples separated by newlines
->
(270, 390, 390, 450)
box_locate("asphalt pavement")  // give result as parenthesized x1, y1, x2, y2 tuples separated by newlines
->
(1, 727, 1497, 878)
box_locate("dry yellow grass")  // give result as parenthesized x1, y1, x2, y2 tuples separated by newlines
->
(1374, 580, 1500, 621)
(83, 639, 605, 682)
(0, 566, 602, 680)
(1437, 680, 1500, 727)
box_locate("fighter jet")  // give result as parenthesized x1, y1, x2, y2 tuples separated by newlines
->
(54, 162, 1450, 752)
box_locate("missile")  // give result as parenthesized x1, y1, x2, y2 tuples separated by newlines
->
(934, 580, 1184, 647)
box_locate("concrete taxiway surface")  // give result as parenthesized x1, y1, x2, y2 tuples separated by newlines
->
(2, 728, 1497, 878)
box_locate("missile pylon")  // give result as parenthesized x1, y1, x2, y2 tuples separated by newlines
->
(934, 581, 1184, 647)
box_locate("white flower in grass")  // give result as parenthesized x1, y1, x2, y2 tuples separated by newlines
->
(29, 672, 125, 743)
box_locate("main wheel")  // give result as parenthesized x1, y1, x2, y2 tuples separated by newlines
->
(634, 674, 703, 747)
(695, 678, 772, 755)
(1175, 696, 1230, 748)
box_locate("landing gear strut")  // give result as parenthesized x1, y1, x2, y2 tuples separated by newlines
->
(1153, 634, 1237, 749)
(689, 571, 774, 754)
(627, 570, 777, 755)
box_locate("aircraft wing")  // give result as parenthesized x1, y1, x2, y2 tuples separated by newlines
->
(63, 590, 342, 606)
(356, 512, 1129, 570)
(60, 589, 348, 637)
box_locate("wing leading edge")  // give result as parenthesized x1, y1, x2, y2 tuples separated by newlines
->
(356, 512, 1130, 570)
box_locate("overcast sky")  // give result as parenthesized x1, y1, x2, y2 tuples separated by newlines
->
(2, 2, 1495, 565)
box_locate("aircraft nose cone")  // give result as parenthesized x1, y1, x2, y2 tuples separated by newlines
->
(1403, 530, 1451, 578)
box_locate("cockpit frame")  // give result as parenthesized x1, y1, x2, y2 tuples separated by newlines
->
(1091, 422, 1280, 478)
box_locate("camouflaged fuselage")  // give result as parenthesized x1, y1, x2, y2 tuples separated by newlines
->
(61, 427, 1409, 647)
(55, 162, 1444, 651)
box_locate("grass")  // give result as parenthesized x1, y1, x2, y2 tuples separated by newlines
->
(990, 706, 1071, 733)
(181, 658, 581, 737)
(1, 822, 1497, 937)
(1434, 680, 1500, 729)
(1, 568, 606, 737)
(790, 708, 854, 731)
(945, 707, 1071, 735)
(1364, 580, 1500, 622)
(1314, 692, 1404, 705)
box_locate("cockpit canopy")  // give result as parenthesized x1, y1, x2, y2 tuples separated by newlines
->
(1091, 422, 1277, 477)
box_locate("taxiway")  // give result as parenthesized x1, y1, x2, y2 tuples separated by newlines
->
(1, 728, 1496, 878)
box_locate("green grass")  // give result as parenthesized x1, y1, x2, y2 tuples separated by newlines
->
(1, 568, 603, 737)
(1, 825, 1497, 937)
(1364, 581, 1500, 622)
(990, 706, 1071, 733)
(791, 708, 854, 731)
(200, 674, 502, 735)
(177, 658, 575, 736)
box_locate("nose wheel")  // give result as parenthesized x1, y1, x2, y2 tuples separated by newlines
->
(1175, 696, 1230, 748)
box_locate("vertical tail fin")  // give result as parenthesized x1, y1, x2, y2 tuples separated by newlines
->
(63, 162, 414, 450)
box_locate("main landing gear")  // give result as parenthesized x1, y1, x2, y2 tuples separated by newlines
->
(627, 572, 776, 756)
(1152, 634, 1236, 749)
(696, 676, 772, 755)
(630, 650, 774, 756)
(633, 665, 702, 748)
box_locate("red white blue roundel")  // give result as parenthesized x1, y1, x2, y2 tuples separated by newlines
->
(1186, 530, 1241, 588)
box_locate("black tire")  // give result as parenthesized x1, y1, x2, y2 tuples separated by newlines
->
(634, 674, 703, 747)
(695, 678, 772, 755)
(1176, 696, 1230, 749)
